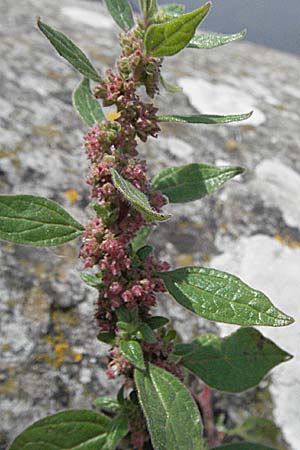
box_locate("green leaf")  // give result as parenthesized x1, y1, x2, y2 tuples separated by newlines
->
(139, 0, 158, 21)
(0, 195, 83, 246)
(138, 323, 157, 343)
(110, 168, 171, 223)
(134, 364, 203, 450)
(80, 272, 103, 288)
(152, 163, 244, 203)
(97, 332, 116, 345)
(212, 444, 276, 450)
(9, 410, 110, 450)
(159, 267, 294, 327)
(188, 29, 246, 49)
(137, 245, 153, 259)
(158, 111, 252, 124)
(37, 19, 101, 81)
(144, 2, 211, 57)
(229, 416, 280, 447)
(104, 0, 135, 31)
(147, 316, 169, 329)
(160, 74, 183, 93)
(104, 414, 129, 450)
(131, 227, 152, 251)
(173, 328, 292, 392)
(94, 396, 120, 412)
(120, 340, 145, 370)
(73, 78, 104, 127)
(159, 3, 185, 18)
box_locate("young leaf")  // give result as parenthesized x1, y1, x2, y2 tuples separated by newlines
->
(37, 19, 101, 81)
(158, 111, 252, 124)
(160, 74, 183, 93)
(173, 328, 292, 392)
(229, 416, 280, 447)
(0, 195, 83, 246)
(188, 29, 246, 49)
(80, 272, 103, 288)
(152, 163, 244, 203)
(137, 244, 153, 259)
(146, 316, 169, 329)
(94, 396, 120, 412)
(9, 410, 110, 450)
(120, 340, 145, 370)
(110, 168, 171, 223)
(144, 2, 211, 57)
(104, 0, 135, 31)
(73, 78, 105, 127)
(159, 267, 294, 327)
(139, 322, 157, 343)
(135, 364, 203, 450)
(104, 413, 129, 450)
(97, 332, 116, 345)
(131, 227, 152, 251)
(212, 444, 276, 450)
(139, 0, 158, 21)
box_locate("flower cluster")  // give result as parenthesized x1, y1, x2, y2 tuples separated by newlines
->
(80, 27, 181, 445)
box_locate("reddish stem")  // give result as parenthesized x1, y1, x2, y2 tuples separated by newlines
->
(197, 384, 216, 448)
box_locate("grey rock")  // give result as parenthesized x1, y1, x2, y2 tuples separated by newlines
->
(0, 0, 299, 449)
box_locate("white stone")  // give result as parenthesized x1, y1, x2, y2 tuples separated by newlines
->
(210, 234, 300, 450)
(252, 159, 300, 228)
(61, 6, 113, 29)
(178, 77, 266, 126)
(158, 136, 194, 161)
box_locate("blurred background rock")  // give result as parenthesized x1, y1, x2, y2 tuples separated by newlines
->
(0, 0, 299, 449)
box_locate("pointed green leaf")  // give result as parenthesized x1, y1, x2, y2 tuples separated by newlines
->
(229, 416, 280, 447)
(144, 2, 211, 57)
(104, 413, 129, 450)
(160, 74, 183, 93)
(137, 244, 153, 259)
(97, 332, 116, 345)
(131, 227, 152, 251)
(73, 78, 104, 126)
(139, 322, 157, 343)
(94, 396, 120, 412)
(120, 340, 145, 370)
(139, 0, 158, 21)
(134, 364, 203, 450)
(37, 19, 101, 81)
(9, 410, 110, 450)
(173, 328, 292, 392)
(158, 111, 252, 124)
(0, 195, 83, 246)
(104, 0, 135, 31)
(152, 163, 244, 203)
(188, 29, 246, 49)
(159, 267, 294, 327)
(147, 316, 169, 329)
(110, 168, 171, 223)
(80, 272, 103, 288)
(212, 444, 276, 450)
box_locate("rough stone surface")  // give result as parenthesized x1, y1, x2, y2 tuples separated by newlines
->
(0, 0, 300, 449)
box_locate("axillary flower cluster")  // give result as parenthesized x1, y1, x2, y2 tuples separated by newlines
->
(80, 24, 179, 386)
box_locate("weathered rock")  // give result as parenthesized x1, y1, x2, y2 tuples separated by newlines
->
(0, 0, 299, 449)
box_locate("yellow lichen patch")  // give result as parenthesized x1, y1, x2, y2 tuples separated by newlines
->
(106, 111, 121, 121)
(176, 221, 190, 231)
(274, 234, 300, 248)
(0, 143, 23, 158)
(65, 189, 79, 204)
(73, 352, 83, 363)
(0, 379, 17, 396)
(225, 139, 239, 151)
(2, 344, 11, 352)
(176, 253, 194, 267)
(32, 124, 62, 140)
